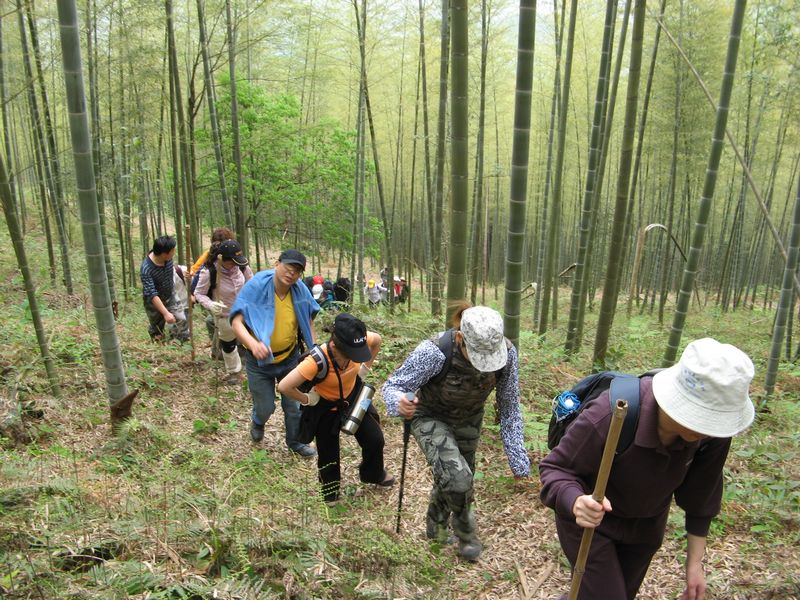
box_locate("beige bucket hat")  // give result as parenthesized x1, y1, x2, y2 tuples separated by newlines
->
(652, 338, 755, 438)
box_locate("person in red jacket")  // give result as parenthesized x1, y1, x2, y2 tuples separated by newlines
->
(539, 338, 755, 600)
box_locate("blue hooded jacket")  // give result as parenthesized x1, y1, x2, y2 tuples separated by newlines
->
(229, 269, 319, 366)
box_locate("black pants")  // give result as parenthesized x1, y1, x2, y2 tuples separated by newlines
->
(313, 391, 385, 502)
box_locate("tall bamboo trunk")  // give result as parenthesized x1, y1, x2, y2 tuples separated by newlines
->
(539, 0, 577, 334)
(564, 0, 616, 353)
(503, 0, 537, 346)
(56, 0, 131, 406)
(18, 0, 75, 294)
(663, 0, 748, 365)
(446, 0, 469, 315)
(469, 0, 489, 306)
(225, 0, 248, 253)
(592, 0, 647, 366)
(197, 0, 234, 230)
(430, 0, 449, 318)
(1, 154, 60, 396)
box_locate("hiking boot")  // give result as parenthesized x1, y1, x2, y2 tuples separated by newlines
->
(377, 473, 396, 487)
(290, 444, 317, 458)
(457, 539, 483, 561)
(250, 422, 264, 443)
(223, 371, 242, 386)
(363, 472, 396, 487)
(426, 516, 454, 544)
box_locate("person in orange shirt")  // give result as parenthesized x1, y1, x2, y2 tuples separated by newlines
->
(278, 313, 394, 504)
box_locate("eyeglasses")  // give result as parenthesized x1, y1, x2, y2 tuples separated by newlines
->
(282, 263, 303, 277)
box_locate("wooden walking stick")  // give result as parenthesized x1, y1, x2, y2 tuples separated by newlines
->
(184, 224, 195, 361)
(568, 399, 629, 600)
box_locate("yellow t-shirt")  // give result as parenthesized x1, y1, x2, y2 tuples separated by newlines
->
(270, 291, 297, 363)
(296, 332, 378, 401)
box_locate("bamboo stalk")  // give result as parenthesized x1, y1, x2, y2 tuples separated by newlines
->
(568, 399, 629, 600)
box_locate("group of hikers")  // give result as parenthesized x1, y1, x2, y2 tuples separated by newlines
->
(139, 231, 756, 600)
(363, 270, 409, 307)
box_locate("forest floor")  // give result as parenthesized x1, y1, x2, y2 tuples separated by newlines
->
(2, 270, 800, 598)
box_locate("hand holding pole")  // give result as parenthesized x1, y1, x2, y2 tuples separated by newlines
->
(568, 399, 629, 600)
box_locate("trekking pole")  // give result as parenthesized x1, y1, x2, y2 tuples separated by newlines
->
(185, 224, 195, 361)
(568, 399, 628, 600)
(395, 412, 413, 533)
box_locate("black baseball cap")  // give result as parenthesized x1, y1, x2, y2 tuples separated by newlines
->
(332, 313, 372, 363)
(278, 249, 306, 270)
(219, 240, 248, 266)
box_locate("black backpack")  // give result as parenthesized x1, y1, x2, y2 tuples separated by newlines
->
(428, 328, 506, 385)
(190, 263, 247, 296)
(547, 370, 661, 454)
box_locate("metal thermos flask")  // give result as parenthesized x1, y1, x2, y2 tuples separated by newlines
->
(341, 383, 375, 435)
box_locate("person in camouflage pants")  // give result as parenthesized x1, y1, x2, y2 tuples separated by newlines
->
(383, 304, 530, 561)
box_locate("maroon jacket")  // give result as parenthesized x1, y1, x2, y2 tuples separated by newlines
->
(539, 377, 731, 539)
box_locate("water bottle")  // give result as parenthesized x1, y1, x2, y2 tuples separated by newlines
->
(553, 391, 581, 422)
(341, 383, 375, 435)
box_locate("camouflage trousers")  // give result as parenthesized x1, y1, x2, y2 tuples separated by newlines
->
(144, 296, 189, 342)
(411, 415, 483, 543)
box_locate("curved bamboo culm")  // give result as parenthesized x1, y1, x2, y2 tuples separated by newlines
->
(56, 0, 131, 407)
(592, 0, 647, 367)
(626, 223, 699, 314)
(568, 400, 629, 600)
(663, 0, 748, 367)
(651, 7, 800, 298)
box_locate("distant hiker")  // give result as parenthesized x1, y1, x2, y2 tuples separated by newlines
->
(189, 227, 236, 277)
(140, 235, 189, 342)
(312, 282, 335, 311)
(278, 313, 395, 504)
(398, 277, 409, 303)
(333, 277, 352, 306)
(382, 304, 531, 561)
(190, 227, 236, 358)
(194, 240, 253, 385)
(364, 279, 385, 307)
(539, 338, 755, 600)
(230, 249, 319, 458)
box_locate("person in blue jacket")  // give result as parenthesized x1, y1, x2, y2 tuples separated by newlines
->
(230, 249, 319, 457)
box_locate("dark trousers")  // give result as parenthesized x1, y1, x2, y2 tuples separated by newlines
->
(314, 401, 385, 502)
(555, 514, 662, 600)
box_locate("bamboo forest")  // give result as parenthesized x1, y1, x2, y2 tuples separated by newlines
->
(1, 0, 799, 597)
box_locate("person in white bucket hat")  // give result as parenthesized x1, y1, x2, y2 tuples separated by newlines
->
(540, 338, 755, 600)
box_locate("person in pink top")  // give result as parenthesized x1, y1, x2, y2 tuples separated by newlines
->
(194, 240, 254, 384)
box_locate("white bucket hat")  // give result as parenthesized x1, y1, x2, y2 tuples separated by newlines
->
(460, 307, 508, 372)
(652, 338, 755, 438)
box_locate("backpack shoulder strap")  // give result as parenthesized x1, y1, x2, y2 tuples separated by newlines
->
(429, 329, 456, 385)
(207, 264, 218, 293)
(608, 375, 641, 454)
(309, 345, 328, 381)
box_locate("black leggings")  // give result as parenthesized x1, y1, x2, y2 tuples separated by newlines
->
(312, 384, 386, 502)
